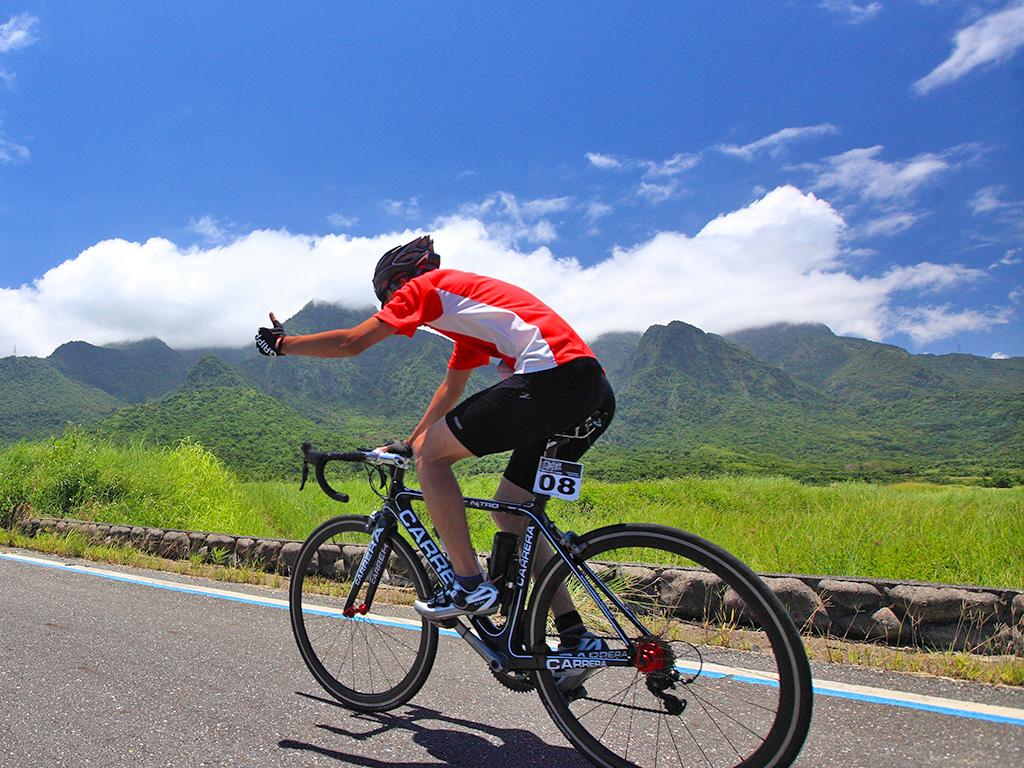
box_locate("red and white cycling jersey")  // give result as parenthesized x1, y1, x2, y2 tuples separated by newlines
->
(374, 269, 595, 374)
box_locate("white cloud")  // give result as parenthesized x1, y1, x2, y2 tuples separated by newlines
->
(636, 181, 677, 204)
(820, 1, 883, 25)
(914, 1, 1024, 94)
(0, 130, 29, 163)
(990, 247, 1022, 269)
(890, 305, 1011, 344)
(382, 197, 421, 218)
(187, 215, 232, 245)
(454, 192, 570, 244)
(585, 152, 623, 170)
(0, 13, 39, 53)
(584, 201, 613, 223)
(586, 150, 701, 179)
(642, 153, 701, 177)
(859, 211, 922, 237)
(6, 186, 1006, 357)
(810, 145, 955, 202)
(719, 124, 838, 160)
(0, 12, 40, 90)
(991, 351, 1010, 359)
(971, 185, 1008, 214)
(327, 212, 357, 228)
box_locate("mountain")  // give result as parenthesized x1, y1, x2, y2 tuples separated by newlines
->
(182, 355, 250, 390)
(725, 323, 1024, 399)
(49, 338, 190, 402)
(606, 322, 847, 472)
(0, 357, 121, 442)
(724, 323, 1024, 474)
(93, 383, 346, 480)
(2, 308, 1021, 484)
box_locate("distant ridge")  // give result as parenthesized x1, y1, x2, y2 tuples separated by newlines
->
(0, 305, 1019, 483)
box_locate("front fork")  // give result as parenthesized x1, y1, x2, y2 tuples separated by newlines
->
(342, 513, 394, 617)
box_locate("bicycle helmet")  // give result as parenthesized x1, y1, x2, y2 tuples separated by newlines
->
(373, 235, 440, 306)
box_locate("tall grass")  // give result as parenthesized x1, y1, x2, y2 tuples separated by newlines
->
(0, 432, 275, 536)
(2, 435, 1021, 587)
(238, 473, 1023, 588)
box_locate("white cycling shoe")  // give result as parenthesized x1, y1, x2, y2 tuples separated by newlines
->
(414, 581, 501, 622)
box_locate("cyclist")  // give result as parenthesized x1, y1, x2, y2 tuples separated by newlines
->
(256, 235, 615, 677)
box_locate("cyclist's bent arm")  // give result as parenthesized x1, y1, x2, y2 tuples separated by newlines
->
(280, 317, 395, 358)
(408, 367, 472, 448)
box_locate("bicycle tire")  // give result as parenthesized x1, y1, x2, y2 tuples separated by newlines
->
(289, 514, 439, 712)
(527, 523, 812, 768)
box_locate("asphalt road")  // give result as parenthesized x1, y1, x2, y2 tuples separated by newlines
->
(1, 546, 1022, 768)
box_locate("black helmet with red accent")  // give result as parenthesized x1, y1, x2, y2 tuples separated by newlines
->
(372, 235, 440, 306)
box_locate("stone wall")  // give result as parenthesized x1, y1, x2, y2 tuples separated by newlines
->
(16, 516, 1023, 656)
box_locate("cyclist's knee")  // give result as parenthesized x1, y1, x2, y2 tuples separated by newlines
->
(415, 419, 472, 469)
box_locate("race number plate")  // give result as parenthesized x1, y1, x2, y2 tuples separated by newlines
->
(533, 457, 584, 500)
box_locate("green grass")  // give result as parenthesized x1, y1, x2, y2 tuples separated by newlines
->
(3, 434, 1022, 587)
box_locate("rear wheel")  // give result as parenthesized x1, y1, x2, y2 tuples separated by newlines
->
(289, 514, 439, 712)
(528, 524, 812, 768)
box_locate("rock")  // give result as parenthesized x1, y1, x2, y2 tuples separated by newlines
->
(317, 544, 342, 578)
(818, 580, 884, 613)
(159, 531, 190, 559)
(279, 542, 303, 574)
(253, 539, 283, 569)
(235, 538, 255, 563)
(763, 577, 827, 631)
(143, 528, 165, 553)
(341, 545, 368, 578)
(659, 569, 723, 620)
(188, 532, 208, 552)
(616, 565, 660, 601)
(722, 588, 751, 625)
(1013, 594, 1024, 627)
(129, 527, 147, 547)
(915, 621, 998, 653)
(108, 526, 132, 545)
(386, 553, 414, 588)
(886, 585, 1000, 624)
(987, 625, 1024, 656)
(867, 607, 905, 643)
(205, 536, 235, 552)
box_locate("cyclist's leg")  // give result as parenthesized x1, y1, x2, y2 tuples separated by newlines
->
(496, 378, 616, 626)
(413, 417, 477, 577)
(492, 475, 575, 617)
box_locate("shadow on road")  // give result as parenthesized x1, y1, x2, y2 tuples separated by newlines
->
(280, 692, 587, 767)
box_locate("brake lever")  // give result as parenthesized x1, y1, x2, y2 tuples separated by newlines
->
(300, 458, 310, 491)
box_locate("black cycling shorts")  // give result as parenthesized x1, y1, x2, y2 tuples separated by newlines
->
(445, 357, 616, 492)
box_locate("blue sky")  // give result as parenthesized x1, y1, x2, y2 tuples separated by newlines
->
(0, 1, 1021, 358)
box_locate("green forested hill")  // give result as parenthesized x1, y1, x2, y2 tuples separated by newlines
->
(2, 307, 1021, 483)
(49, 338, 191, 402)
(0, 357, 121, 442)
(92, 384, 354, 479)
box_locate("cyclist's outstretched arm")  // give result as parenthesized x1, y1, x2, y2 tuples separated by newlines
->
(280, 316, 396, 358)
(408, 367, 472, 448)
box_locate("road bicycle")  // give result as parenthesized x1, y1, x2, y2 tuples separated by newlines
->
(288, 416, 813, 768)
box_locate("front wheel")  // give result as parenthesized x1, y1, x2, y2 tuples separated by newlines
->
(289, 514, 439, 712)
(528, 523, 812, 768)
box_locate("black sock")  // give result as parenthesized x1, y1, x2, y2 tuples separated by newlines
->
(555, 610, 585, 648)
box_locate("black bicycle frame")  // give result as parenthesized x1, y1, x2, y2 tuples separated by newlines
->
(343, 467, 650, 675)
